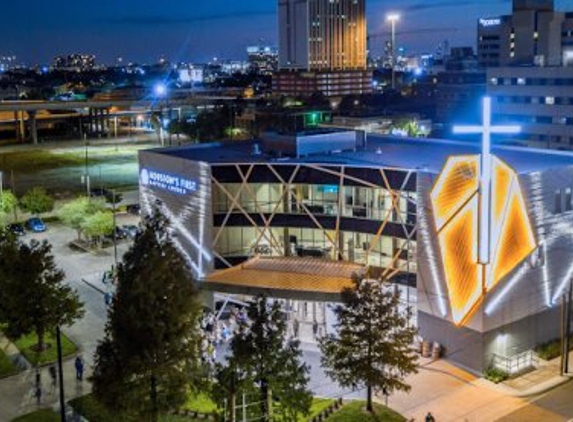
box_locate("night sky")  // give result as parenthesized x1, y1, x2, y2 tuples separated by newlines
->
(0, 0, 569, 64)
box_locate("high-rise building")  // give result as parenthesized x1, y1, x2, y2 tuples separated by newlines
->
(274, 0, 372, 97)
(477, 0, 573, 67)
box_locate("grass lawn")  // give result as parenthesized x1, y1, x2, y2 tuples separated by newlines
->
(182, 392, 218, 414)
(305, 398, 335, 421)
(324, 400, 405, 422)
(11, 331, 78, 366)
(69, 394, 204, 422)
(0, 150, 87, 172)
(12, 409, 61, 422)
(71, 392, 335, 422)
(0, 348, 19, 379)
(0, 146, 143, 173)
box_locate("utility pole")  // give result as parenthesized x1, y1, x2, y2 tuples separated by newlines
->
(84, 135, 90, 197)
(0, 171, 4, 211)
(112, 189, 118, 267)
(563, 281, 572, 375)
(56, 326, 67, 422)
(386, 14, 400, 91)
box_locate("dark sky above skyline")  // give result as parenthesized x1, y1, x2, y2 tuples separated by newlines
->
(0, 0, 569, 64)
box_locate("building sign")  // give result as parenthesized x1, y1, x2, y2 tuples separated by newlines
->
(140, 168, 198, 195)
(479, 18, 501, 27)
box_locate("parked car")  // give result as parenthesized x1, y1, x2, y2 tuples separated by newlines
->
(114, 226, 128, 240)
(26, 218, 46, 233)
(7, 223, 26, 236)
(122, 224, 141, 239)
(126, 204, 141, 215)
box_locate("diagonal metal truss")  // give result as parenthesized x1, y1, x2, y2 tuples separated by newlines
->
(211, 164, 418, 283)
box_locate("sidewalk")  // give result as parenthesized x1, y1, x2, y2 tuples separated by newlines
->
(383, 357, 526, 422)
(0, 354, 92, 422)
(493, 350, 573, 397)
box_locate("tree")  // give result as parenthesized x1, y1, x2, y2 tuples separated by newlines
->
(81, 210, 114, 247)
(0, 190, 18, 224)
(58, 197, 106, 240)
(91, 210, 204, 422)
(0, 234, 84, 352)
(225, 296, 312, 421)
(19, 187, 54, 216)
(319, 275, 418, 413)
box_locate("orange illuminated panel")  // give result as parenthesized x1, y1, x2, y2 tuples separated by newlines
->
(431, 154, 536, 326)
(438, 195, 483, 325)
(489, 170, 537, 289)
(431, 156, 480, 231)
(491, 158, 513, 224)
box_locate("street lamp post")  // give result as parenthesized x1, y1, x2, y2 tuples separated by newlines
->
(154, 83, 169, 146)
(386, 13, 400, 91)
(112, 189, 118, 268)
(56, 326, 66, 422)
(83, 135, 91, 197)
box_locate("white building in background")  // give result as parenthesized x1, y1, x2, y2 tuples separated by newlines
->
(488, 66, 573, 149)
(478, 0, 573, 67)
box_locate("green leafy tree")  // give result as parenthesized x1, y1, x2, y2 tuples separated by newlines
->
(91, 210, 204, 422)
(0, 190, 18, 224)
(226, 296, 312, 422)
(58, 197, 105, 240)
(319, 275, 418, 413)
(392, 120, 421, 137)
(19, 187, 54, 216)
(81, 210, 114, 246)
(0, 234, 84, 352)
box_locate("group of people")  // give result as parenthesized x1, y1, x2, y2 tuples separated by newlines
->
(33, 356, 84, 405)
(200, 305, 249, 366)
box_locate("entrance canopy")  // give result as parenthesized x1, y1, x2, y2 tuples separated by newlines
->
(204, 256, 364, 302)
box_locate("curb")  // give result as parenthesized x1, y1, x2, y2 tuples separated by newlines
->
(475, 374, 572, 398)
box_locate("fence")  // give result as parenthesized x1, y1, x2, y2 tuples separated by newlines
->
(492, 350, 540, 375)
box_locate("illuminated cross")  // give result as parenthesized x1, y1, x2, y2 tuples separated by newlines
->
(453, 97, 521, 265)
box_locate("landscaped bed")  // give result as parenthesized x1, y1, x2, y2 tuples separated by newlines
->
(12, 408, 61, 422)
(0, 347, 19, 379)
(324, 400, 406, 422)
(71, 393, 337, 421)
(10, 331, 78, 366)
(70, 394, 205, 422)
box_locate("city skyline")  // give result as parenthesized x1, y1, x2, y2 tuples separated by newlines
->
(1, 0, 569, 64)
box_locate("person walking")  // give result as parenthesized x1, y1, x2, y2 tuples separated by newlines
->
(104, 291, 113, 307)
(425, 412, 436, 422)
(34, 371, 42, 405)
(75, 356, 84, 381)
(49, 365, 57, 389)
(312, 320, 318, 339)
(293, 318, 299, 338)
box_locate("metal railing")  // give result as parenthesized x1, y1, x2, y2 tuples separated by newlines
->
(492, 350, 540, 375)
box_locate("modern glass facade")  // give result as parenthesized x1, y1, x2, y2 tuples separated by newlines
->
(211, 164, 417, 285)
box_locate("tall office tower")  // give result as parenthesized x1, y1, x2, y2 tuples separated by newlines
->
(274, 0, 371, 97)
(477, 0, 572, 67)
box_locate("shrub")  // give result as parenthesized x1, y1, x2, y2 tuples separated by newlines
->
(535, 336, 573, 361)
(484, 366, 510, 384)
